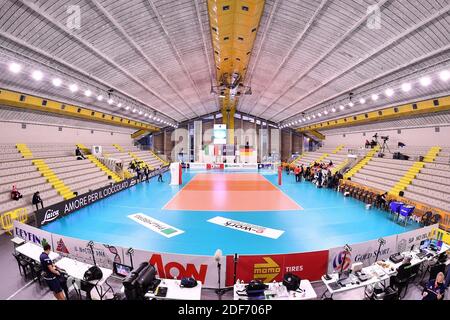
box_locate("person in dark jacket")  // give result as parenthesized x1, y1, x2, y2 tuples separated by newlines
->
(144, 166, 150, 182)
(32, 191, 44, 211)
(422, 272, 445, 300)
(75, 146, 86, 159)
(40, 243, 66, 300)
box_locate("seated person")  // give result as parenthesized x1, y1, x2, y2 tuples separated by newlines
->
(365, 140, 370, 148)
(75, 146, 86, 159)
(422, 272, 445, 300)
(375, 192, 387, 208)
(11, 185, 23, 201)
(32, 191, 44, 211)
(390, 255, 413, 288)
(370, 140, 377, 148)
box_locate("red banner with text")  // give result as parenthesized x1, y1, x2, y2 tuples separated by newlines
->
(226, 250, 328, 286)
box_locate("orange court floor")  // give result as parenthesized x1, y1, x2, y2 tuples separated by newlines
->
(163, 173, 303, 212)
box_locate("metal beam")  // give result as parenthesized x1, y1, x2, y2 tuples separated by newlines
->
(297, 95, 450, 132)
(18, 0, 188, 120)
(282, 45, 450, 123)
(0, 88, 160, 132)
(146, 0, 210, 116)
(0, 32, 172, 124)
(270, 4, 450, 120)
(245, 0, 329, 115)
(91, 0, 201, 118)
(256, 0, 391, 117)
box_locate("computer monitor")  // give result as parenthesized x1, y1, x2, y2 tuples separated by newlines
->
(113, 262, 133, 278)
(420, 239, 431, 250)
(430, 240, 443, 251)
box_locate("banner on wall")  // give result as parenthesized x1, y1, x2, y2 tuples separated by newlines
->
(206, 163, 224, 170)
(126, 249, 226, 288)
(35, 177, 137, 227)
(327, 234, 398, 273)
(226, 251, 328, 286)
(13, 220, 54, 248)
(395, 224, 437, 253)
(51, 234, 124, 269)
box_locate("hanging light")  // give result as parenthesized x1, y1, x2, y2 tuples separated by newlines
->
(385, 88, 394, 97)
(9, 62, 22, 74)
(359, 98, 366, 104)
(84, 89, 92, 97)
(52, 78, 62, 87)
(31, 70, 43, 81)
(401, 83, 411, 92)
(439, 70, 449, 81)
(97, 95, 103, 101)
(419, 76, 431, 87)
(371, 94, 378, 101)
(69, 84, 78, 92)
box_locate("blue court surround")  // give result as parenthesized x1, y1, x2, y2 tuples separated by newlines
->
(42, 170, 418, 255)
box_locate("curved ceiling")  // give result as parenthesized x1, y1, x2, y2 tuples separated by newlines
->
(0, 0, 449, 128)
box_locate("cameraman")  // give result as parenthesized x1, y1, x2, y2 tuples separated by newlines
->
(40, 244, 67, 300)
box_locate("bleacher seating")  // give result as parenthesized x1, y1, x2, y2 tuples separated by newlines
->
(292, 145, 361, 171)
(348, 145, 450, 212)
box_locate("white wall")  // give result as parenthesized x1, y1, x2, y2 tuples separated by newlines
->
(0, 121, 133, 145)
(323, 126, 450, 148)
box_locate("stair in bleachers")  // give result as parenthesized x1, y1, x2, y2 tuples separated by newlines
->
(16, 143, 33, 158)
(389, 161, 425, 196)
(32, 159, 75, 200)
(344, 145, 380, 179)
(423, 146, 441, 162)
(86, 155, 122, 182)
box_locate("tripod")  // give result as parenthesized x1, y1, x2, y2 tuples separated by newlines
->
(215, 253, 238, 297)
(379, 139, 391, 154)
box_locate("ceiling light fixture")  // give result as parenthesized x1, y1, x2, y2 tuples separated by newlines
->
(69, 84, 78, 92)
(97, 95, 103, 101)
(31, 70, 43, 81)
(359, 98, 366, 104)
(339, 105, 345, 110)
(348, 102, 354, 107)
(439, 70, 449, 81)
(419, 76, 431, 87)
(371, 94, 378, 101)
(9, 62, 22, 74)
(385, 88, 394, 97)
(401, 83, 411, 92)
(84, 89, 92, 97)
(52, 78, 62, 87)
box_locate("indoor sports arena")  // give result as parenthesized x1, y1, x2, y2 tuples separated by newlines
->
(0, 0, 450, 304)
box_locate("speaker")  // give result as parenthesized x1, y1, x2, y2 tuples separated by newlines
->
(399, 191, 404, 197)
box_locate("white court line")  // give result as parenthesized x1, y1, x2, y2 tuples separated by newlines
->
(260, 174, 304, 210)
(6, 278, 39, 300)
(161, 172, 199, 210)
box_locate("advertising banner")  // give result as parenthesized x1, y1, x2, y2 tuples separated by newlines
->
(35, 177, 137, 227)
(327, 234, 398, 273)
(13, 220, 54, 248)
(395, 224, 437, 252)
(208, 216, 285, 239)
(35, 167, 169, 227)
(127, 249, 226, 288)
(51, 233, 124, 269)
(206, 163, 224, 170)
(225, 251, 328, 286)
(189, 163, 207, 170)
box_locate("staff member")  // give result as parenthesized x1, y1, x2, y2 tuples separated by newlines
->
(422, 272, 446, 300)
(40, 244, 66, 300)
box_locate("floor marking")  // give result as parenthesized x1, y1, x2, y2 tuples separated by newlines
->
(208, 216, 285, 239)
(128, 213, 184, 238)
(6, 278, 38, 300)
(161, 172, 197, 210)
(260, 174, 305, 210)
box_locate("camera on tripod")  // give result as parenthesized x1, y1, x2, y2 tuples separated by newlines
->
(381, 136, 389, 141)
